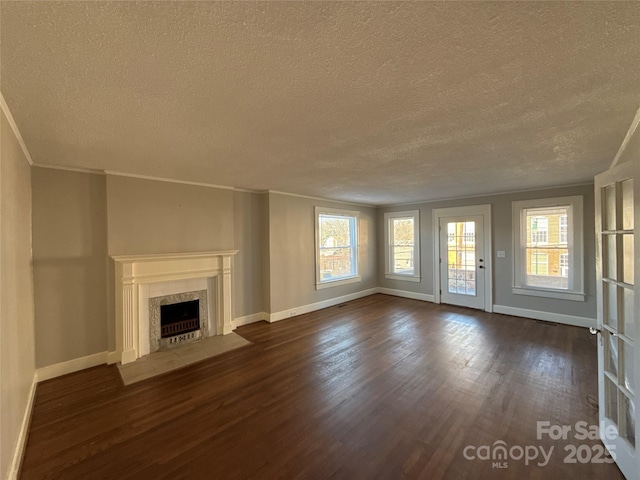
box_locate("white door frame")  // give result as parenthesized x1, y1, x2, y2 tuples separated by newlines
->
(433, 204, 493, 312)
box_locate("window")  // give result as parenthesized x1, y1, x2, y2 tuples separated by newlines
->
(559, 215, 568, 243)
(315, 207, 360, 289)
(512, 196, 584, 301)
(530, 216, 548, 244)
(560, 253, 569, 277)
(384, 210, 420, 282)
(530, 252, 548, 275)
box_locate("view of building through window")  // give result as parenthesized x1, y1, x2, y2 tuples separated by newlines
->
(391, 218, 415, 274)
(318, 214, 357, 281)
(525, 207, 569, 289)
(447, 221, 476, 295)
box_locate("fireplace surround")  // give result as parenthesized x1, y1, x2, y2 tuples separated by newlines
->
(112, 251, 237, 364)
(151, 290, 207, 350)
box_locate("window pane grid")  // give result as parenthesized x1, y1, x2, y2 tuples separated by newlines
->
(529, 216, 548, 244)
(317, 211, 358, 283)
(599, 178, 635, 452)
(391, 217, 415, 274)
(522, 205, 572, 290)
(559, 215, 568, 243)
(447, 221, 476, 296)
(386, 211, 419, 278)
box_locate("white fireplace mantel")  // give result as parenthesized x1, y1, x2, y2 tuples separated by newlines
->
(112, 250, 238, 364)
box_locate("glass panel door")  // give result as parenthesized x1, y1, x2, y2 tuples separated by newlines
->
(596, 162, 638, 479)
(440, 215, 485, 310)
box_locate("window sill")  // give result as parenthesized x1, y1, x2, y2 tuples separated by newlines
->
(385, 274, 421, 283)
(316, 275, 361, 290)
(512, 287, 585, 302)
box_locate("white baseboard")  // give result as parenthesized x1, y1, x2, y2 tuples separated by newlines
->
(36, 351, 108, 382)
(492, 305, 596, 329)
(234, 312, 269, 327)
(269, 288, 378, 323)
(376, 287, 435, 303)
(8, 372, 38, 480)
(107, 351, 120, 365)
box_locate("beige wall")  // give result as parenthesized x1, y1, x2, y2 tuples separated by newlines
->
(261, 193, 271, 313)
(233, 191, 266, 318)
(28, 169, 600, 376)
(267, 193, 377, 314)
(105, 175, 236, 350)
(1, 110, 36, 479)
(378, 184, 597, 320)
(31, 173, 261, 360)
(106, 175, 234, 255)
(31, 168, 108, 367)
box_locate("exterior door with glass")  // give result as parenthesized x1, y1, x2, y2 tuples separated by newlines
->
(595, 160, 638, 480)
(439, 215, 485, 310)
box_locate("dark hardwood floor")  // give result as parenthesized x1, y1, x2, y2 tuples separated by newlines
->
(20, 294, 623, 479)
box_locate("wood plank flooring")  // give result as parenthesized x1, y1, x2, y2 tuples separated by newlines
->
(20, 294, 623, 479)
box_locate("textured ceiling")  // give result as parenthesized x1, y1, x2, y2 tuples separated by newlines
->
(1, 2, 639, 205)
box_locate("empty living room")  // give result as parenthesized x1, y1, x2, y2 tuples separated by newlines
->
(1, 2, 638, 479)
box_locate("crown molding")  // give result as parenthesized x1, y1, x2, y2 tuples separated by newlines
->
(267, 190, 373, 208)
(610, 103, 640, 169)
(32, 163, 105, 176)
(103, 170, 236, 190)
(377, 182, 594, 209)
(0, 91, 34, 166)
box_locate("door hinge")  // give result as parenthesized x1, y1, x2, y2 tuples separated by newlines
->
(590, 326, 604, 346)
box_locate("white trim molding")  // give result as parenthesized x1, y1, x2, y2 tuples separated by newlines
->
(32, 163, 105, 176)
(234, 312, 269, 327)
(315, 206, 361, 290)
(36, 352, 108, 383)
(8, 373, 38, 480)
(269, 288, 377, 323)
(376, 288, 434, 303)
(270, 288, 440, 323)
(512, 195, 584, 301)
(610, 103, 640, 169)
(104, 170, 235, 191)
(269, 190, 372, 208)
(378, 183, 593, 209)
(316, 275, 362, 290)
(493, 304, 596, 329)
(107, 351, 120, 365)
(432, 204, 493, 313)
(384, 210, 421, 282)
(0, 91, 34, 166)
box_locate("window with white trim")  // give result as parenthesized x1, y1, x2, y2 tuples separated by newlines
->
(315, 207, 360, 289)
(512, 196, 584, 301)
(384, 210, 420, 282)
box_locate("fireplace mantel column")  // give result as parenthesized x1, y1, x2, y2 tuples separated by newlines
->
(115, 262, 140, 365)
(221, 254, 234, 335)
